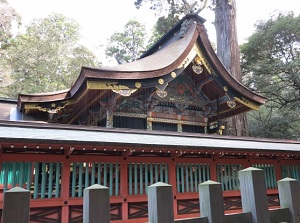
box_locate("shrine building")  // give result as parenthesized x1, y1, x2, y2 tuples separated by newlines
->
(0, 14, 299, 222)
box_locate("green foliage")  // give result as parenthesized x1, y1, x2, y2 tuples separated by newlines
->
(247, 105, 300, 140)
(0, 0, 21, 46)
(105, 20, 147, 64)
(134, 0, 185, 49)
(0, 13, 100, 98)
(135, 0, 210, 55)
(241, 12, 300, 139)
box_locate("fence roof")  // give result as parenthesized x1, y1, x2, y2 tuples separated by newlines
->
(0, 121, 299, 152)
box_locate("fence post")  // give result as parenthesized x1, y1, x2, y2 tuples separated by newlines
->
(239, 167, 271, 223)
(148, 182, 174, 223)
(278, 177, 300, 223)
(198, 180, 224, 223)
(1, 186, 30, 223)
(83, 184, 110, 223)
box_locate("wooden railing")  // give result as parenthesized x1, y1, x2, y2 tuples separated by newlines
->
(2, 167, 300, 223)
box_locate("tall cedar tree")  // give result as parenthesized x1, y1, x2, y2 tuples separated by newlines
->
(214, 0, 248, 136)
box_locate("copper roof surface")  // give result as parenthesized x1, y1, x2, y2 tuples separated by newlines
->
(17, 21, 265, 104)
(16, 16, 267, 125)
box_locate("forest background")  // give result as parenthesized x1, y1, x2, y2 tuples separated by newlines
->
(0, 0, 299, 140)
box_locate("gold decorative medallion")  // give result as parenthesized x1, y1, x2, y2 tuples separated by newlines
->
(192, 64, 203, 74)
(112, 89, 138, 97)
(171, 72, 176, 78)
(223, 86, 228, 92)
(194, 55, 202, 65)
(135, 82, 142, 88)
(158, 78, 164, 85)
(227, 100, 236, 109)
(156, 89, 167, 98)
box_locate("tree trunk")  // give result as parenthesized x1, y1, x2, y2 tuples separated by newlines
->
(214, 0, 248, 136)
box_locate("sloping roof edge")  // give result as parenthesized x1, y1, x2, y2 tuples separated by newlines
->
(0, 120, 299, 152)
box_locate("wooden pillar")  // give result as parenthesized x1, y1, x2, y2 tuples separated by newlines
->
(83, 184, 110, 223)
(274, 160, 282, 182)
(177, 123, 182, 133)
(106, 110, 113, 128)
(278, 178, 300, 223)
(61, 157, 71, 222)
(2, 187, 30, 223)
(198, 181, 224, 223)
(210, 160, 217, 181)
(167, 159, 178, 218)
(239, 167, 271, 223)
(147, 112, 152, 130)
(148, 182, 174, 223)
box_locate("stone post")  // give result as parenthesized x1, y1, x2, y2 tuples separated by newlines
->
(278, 177, 300, 223)
(239, 167, 270, 223)
(199, 180, 225, 223)
(83, 184, 110, 223)
(148, 182, 174, 223)
(2, 187, 30, 223)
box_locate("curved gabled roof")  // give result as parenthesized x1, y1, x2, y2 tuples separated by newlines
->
(17, 16, 266, 122)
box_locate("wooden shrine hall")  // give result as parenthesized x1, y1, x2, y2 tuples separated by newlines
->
(0, 14, 300, 222)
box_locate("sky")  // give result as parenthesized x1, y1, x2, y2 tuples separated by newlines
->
(8, 0, 300, 65)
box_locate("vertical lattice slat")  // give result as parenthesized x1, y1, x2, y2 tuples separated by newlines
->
(180, 164, 185, 193)
(176, 164, 180, 193)
(134, 163, 138, 195)
(145, 163, 149, 194)
(97, 163, 101, 185)
(48, 163, 53, 198)
(109, 163, 113, 196)
(103, 163, 107, 187)
(41, 163, 47, 198)
(155, 164, 158, 183)
(3, 162, 8, 192)
(19, 162, 24, 186)
(78, 162, 83, 197)
(85, 162, 89, 189)
(33, 162, 39, 199)
(71, 163, 77, 198)
(129, 163, 132, 195)
(189, 164, 193, 192)
(159, 163, 163, 182)
(185, 164, 189, 192)
(194, 164, 198, 191)
(11, 162, 16, 187)
(165, 163, 169, 184)
(91, 163, 95, 185)
(198, 164, 202, 183)
(150, 164, 154, 185)
(115, 163, 119, 196)
(55, 162, 60, 198)
(140, 163, 143, 195)
(26, 162, 32, 191)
